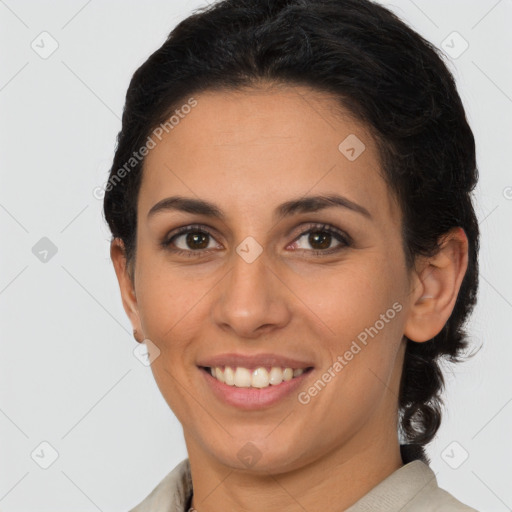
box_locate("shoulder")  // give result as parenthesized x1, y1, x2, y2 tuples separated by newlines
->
(408, 461, 479, 511)
(415, 484, 480, 511)
(128, 458, 192, 512)
(346, 460, 479, 512)
(408, 463, 479, 511)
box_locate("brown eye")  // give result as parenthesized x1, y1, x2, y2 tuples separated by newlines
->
(163, 224, 221, 255)
(308, 231, 332, 250)
(290, 224, 351, 255)
(183, 232, 210, 250)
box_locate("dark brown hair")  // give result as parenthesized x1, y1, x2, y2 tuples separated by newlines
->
(103, 0, 479, 463)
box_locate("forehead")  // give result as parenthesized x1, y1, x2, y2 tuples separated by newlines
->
(139, 85, 401, 226)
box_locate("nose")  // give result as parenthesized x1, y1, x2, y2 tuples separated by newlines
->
(211, 246, 292, 339)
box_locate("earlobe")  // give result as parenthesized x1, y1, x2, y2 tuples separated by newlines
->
(110, 238, 144, 341)
(404, 227, 469, 343)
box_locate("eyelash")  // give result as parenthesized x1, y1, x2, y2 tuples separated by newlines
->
(161, 223, 352, 258)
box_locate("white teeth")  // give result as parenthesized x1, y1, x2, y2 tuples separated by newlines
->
(283, 368, 293, 381)
(214, 367, 225, 383)
(224, 366, 235, 386)
(233, 367, 252, 387)
(208, 365, 308, 388)
(251, 368, 269, 388)
(269, 366, 283, 385)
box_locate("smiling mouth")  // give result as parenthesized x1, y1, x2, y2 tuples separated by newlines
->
(200, 365, 314, 389)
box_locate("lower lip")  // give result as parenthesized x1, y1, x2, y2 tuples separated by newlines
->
(199, 367, 312, 410)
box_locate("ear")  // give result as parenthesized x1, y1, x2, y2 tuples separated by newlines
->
(404, 227, 469, 343)
(110, 238, 144, 342)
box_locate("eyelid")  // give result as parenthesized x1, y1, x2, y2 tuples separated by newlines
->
(163, 223, 222, 244)
(291, 222, 352, 245)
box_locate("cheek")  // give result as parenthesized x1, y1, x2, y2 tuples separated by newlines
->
(134, 256, 203, 350)
(297, 257, 402, 333)
(298, 257, 407, 394)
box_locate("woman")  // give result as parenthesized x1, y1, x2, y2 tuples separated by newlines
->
(104, 0, 480, 510)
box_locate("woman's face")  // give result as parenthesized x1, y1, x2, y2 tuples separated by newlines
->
(123, 85, 417, 473)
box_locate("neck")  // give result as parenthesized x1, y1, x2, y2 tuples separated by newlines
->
(186, 427, 403, 512)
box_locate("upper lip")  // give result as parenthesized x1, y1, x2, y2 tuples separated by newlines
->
(197, 353, 314, 370)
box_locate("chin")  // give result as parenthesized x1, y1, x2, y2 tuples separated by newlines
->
(202, 435, 312, 475)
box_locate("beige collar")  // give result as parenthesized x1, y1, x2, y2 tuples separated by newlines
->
(129, 457, 477, 512)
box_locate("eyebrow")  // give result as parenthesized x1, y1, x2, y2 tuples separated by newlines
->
(147, 194, 372, 221)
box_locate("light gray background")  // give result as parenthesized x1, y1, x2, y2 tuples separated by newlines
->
(1, 0, 511, 510)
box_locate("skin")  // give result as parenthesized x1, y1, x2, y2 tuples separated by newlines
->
(111, 84, 468, 512)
